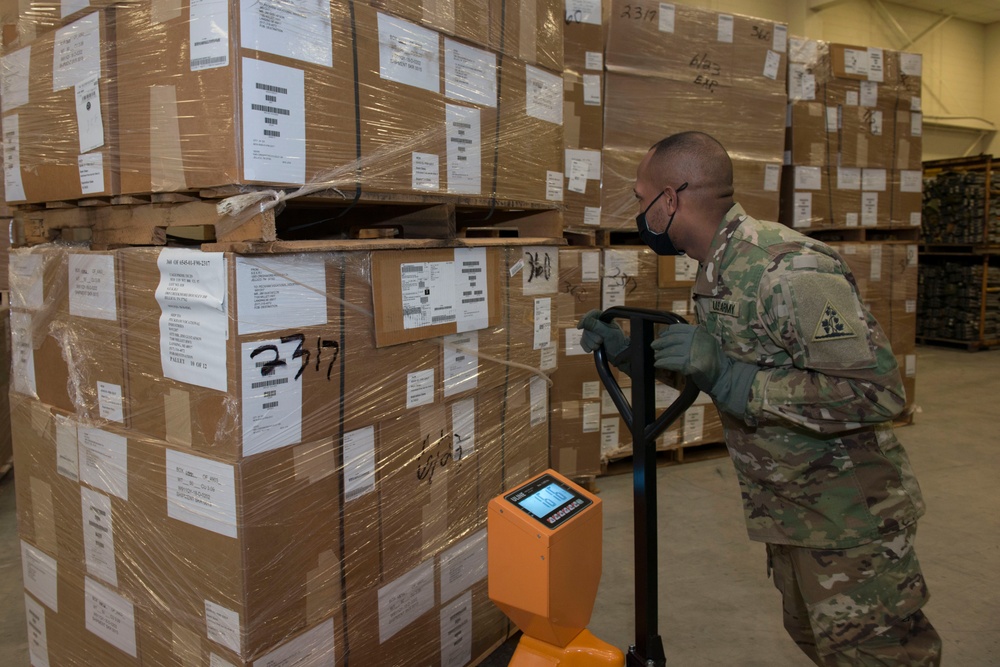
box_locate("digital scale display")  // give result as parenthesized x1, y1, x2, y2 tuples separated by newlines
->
(505, 474, 592, 528)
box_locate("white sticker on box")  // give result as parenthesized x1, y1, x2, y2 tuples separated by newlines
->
(412, 152, 440, 191)
(54, 13, 101, 91)
(343, 426, 376, 502)
(602, 387, 628, 415)
(788, 64, 815, 101)
(451, 397, 477, 460)
(905, 354, 916, 378)
(900, 53, 922, 76)
(1, 46, 30, 112)
(581, 251, 600, 282)
(62, 0, 88, 18)
(443, 331, 479, 397)
(78, 153, 105, 195)
(509, 259, 524, 278)
(379, 559, 435, 643)
(859, 81, 878, 108)
(69, 254, 117, 321)
(583, 73, 601, 105)
(581, 381, 599, 400)
(10, 254, 44, 310)
(401, 261, 456, 329)
(582, 402, 600, 432)
(717, 14, 733, 43)
(241, 338, 303, 456)
(530, 376, 548, 427)
(906, 299, 916, 314)
(439, 529, 487, 603)
(655, 384, 680, 409)
(523, 246, 558, 295)
(600, 418, 619, 455)
(378, 12, 440, 92)
(910, 212, 921, 227)
(583, 207, 601, 225)
(565, 149, 601, 181)
(81, 487, 117, 587)
(440, 591, 473, 667)
(842, 48, 869, 77)
(845, 212, 859, 227)
(241, 58, 306, 185)
(96, 382, 124, 423)
(907, 245, 918, 267)
(862, 169, 887, 192)
(566, 0, 602, 26)
(605, 249, 638, 277)
(568, 159, 588, 194)
(205, 600, 241, 654)
(658, 3, 675, 33)
(683, 405, 705, 443)
(444, 40, 496, 107)
(75, 77, 104, 153)
(585, 51, 603, 70)
(565, 327, 587, 356)
(868, 109, 883, 136)
(446, 104, 482, 196)
(861, 192, 879, 227)
(84, 578, 136, 658)
(406, 369, 436, 409)
(156, 249, 229, 392)
(900, 170, 922, 193)
(189, 0, 229, 71)
(240, 0, 332, 67)
(764, 164, 780, 192)
(837, 167, 862, 190)
(793, 193, 812, 228)
(763, 50, 780, 80)
(22, 542, 58, 612)
(3, 114, 26, 202)
(670, 299, 688, 315)
(546, 170, 564, 201)
(912, 112, 922, 137)
(870, 246, 883, 281)
(55, 416, 79, 482)
(867, 47, 884, 82)
(911, 96, 921, 112)
(773, 25, 787, 53)
(794, 166, 821, 191)
(25, 593, 49, 667)
(540, 341, 557, 371)
(79, 427, 128, 500)
(455, 247, 489, 332)
(166, 449, 237, 538)
(826, 106, 838, 132)
(526, 65, 563, 125)
(254, 618, 335, 667)
(602, 280, 625, 310)
(533, 298, 551, 350)
(10, 311, 37, 396)
(789, 37, 816, 64)
(235, 256, 327, 335)
(840, 91, 856, 107)
(674, 255, 698, 282)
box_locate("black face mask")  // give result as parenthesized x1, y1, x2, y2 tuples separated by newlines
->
(636, 182, 689, 256)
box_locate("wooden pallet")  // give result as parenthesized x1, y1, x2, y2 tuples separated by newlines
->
(599, 440, 728, 477)
(801, 226, 921, 243)
(563, 226, 642, 247)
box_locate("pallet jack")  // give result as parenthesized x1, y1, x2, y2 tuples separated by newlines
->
(489, 307, 700, 666)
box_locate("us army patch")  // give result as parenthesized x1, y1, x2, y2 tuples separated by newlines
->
(813, 301, 856, 341)
(710, 299, 740, 318)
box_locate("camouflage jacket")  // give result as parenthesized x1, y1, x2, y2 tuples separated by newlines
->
(693, 204, 925, 548)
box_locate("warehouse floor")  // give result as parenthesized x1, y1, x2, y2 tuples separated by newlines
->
(1, 346, 997, 666)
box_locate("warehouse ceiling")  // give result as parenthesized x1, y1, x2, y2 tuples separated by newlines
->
(885, 0, 1000, 24)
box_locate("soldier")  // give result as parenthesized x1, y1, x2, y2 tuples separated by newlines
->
(577, 131, 941, 666)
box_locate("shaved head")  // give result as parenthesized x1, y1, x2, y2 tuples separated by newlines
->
(643, 131, 734, 207)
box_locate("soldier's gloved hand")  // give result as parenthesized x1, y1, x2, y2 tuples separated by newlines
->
(577, 309, 631, 373)
(651, 324, 757, 417)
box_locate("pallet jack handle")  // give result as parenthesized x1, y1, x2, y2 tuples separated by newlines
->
(593, 307, 700, 667)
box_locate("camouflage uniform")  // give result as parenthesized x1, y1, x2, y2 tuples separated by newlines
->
(693, 204, 940, 664)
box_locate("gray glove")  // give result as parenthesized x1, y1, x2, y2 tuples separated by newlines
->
(651, 323, 757, 418)
(577, 309, 630, 373)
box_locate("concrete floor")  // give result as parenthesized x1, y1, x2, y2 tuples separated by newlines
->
(2, 346, 998, 665)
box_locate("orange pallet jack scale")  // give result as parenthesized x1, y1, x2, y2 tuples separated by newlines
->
(489, 308, 699, 667)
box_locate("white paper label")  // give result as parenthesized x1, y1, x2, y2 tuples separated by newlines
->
(658, 3, 675, 32)
(600, 418, 619, 454)
(22, 543, 58, 612)
(1, 46, 30, 112)
(671, 299, 688, 315)
(567, 0, 602, 26)
(870, 246, 883, 281)
(793, 193, 812, 228)
(10, 254, 44, 310)
(773, 25, 788, 53)
(602, 387, 628, 415)
(763, 50, 781, 80)
(582, 74, 601, 105)
(446, 104, 482, 195)
(533, 298, 552, 349)
(55, 416, 80, 482)
(583, 207, 601, 225)
(673, 255, 698, 282)
(406, 369, 436, 409)
(868, 109, 883, 136)
(242, 58, 306, 184)
(655, 383, 681, 409)
(378, 12, 440, 93)
(910, 212, 921, 227)
(241, 338, 303, 456)
(84, 578, 136, 658)
(525, 65, 563, 125)
(530, 376, 548, 427)
(443, 331, 479, 397)
(582, 402, 600, 432)
(911, 96, 921, 112)
(846, 212, 859, 227)
(567, 159, 588, 195)
(759, 163, 779, 193)
(205, 600, 241, 654)
(794, 166, 822, 190)
(72, 76, 105, 153)
(439, 529, 487, 603)
(717, 15, 734, 43)
(912, 112, 922, 137)
(211, 655, 237, 667)
(166, 449, 238, 538)
(401, 261, 456, 329)
(826, 106, 839, 132)
(69, 254, 117, 321)
(862, 169, 887, 192)
(683, 405, 705, 442)
(79, 427, 128, 501)
(837, 167, 862, 190)
(254, 618, 335, 667)
(585, 51, 603, 70)
(901, 53, 922, 76)
(900, 170, 922, 193)
(846, 90, 859, 106)
(451, 397, 477, 460)
(81, 487, 117, 587)
(343, 426, 376, 502)
(842, 48, 869, 77)
(78, 153, 105, 195)
(565, 327, 587, 356)
(540, 341, 557, 370)
(454, 247, 489, 332)
(906, 299, 916, 314)
(546, 170, 564, 201)
(907, 245, 918, 267)
(582, 381, 600, 400)
(440, 592, 473, 667)
(412, 152, 440, 191)
(10, 311, 37, 396)
(235, 256, 327, 335)
(523, 246, 559, 295)
(190, 0, 229, 71)
(905, 354, 916, 378)
(378, 559, 435, 643)
(54, 13, 101, 91)
(156, 249, 229, 392)
(3, 114, 26, 201)
(444, 40, 496, 107)
(859, 81, 878, 108)
(580, 251, 600, 282)
(240, 0, 332, 67)
(861, 192, 879, 227)
(867, 47, 884, 82)
(25, 594, 49, 667)
(788, 64, 814, 101)
(564, 149, 601, 181)
(96, 382, 124, 423)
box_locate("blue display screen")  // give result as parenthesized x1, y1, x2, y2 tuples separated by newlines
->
(517, 483, 574, 518)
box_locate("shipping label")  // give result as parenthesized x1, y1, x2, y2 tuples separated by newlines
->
(78, 153, 105, 195)
(190, 0, 229, 71)
(439, 529, 487, 603)
(401, 261, 456, 329)
(69, 254, 117, 320)
(81, 487, 117, 587)
(446, 105, 482, 195)
(343, 426, 376, 502)
(235, 256, 328, 335)
(84, 577, 137, 658)
(242, 58, 307, 184)
(241, 0, 332, 67)
(79, 427, 128, 501)
(525, 65, 562, 125)
(440, 592, 473, 667)
(443, 331, 479, 397)
(166, 449, 238, 538)
(241, 337, 303, 456)
(444, 40, 496, 107)
(22, 542, 58, 612)
(54, 13, 101, 91)
(378, 12, 440, 93)
(378, 559, 435, 643)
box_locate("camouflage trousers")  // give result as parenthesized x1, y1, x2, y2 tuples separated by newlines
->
(767, 526, 942, 666)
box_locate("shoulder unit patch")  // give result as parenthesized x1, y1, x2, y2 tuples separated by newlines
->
(813, 301, 856, 341)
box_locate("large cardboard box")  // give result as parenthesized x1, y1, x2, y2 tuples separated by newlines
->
(489, 0, 563, 73)
(563, 2, 604, 72)
(2, 9, 119, 203)
(506, 244, 562, 372)
(563, 70, 603, 227)
(890, 169, 923, 229)
(370, 0, 490, 47)
(892, 92, 923, 171)
(786, 101, 836, 167)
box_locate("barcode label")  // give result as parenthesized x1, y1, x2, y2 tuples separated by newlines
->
(256, 82, 287, 95)
(250, 103, 290, 116)
(251, 377, 289, 390)
(191, 56, 228, 71)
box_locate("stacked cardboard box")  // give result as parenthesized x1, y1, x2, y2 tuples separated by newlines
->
(781, 39, 923, 230)
(10, 241, 559, 665)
